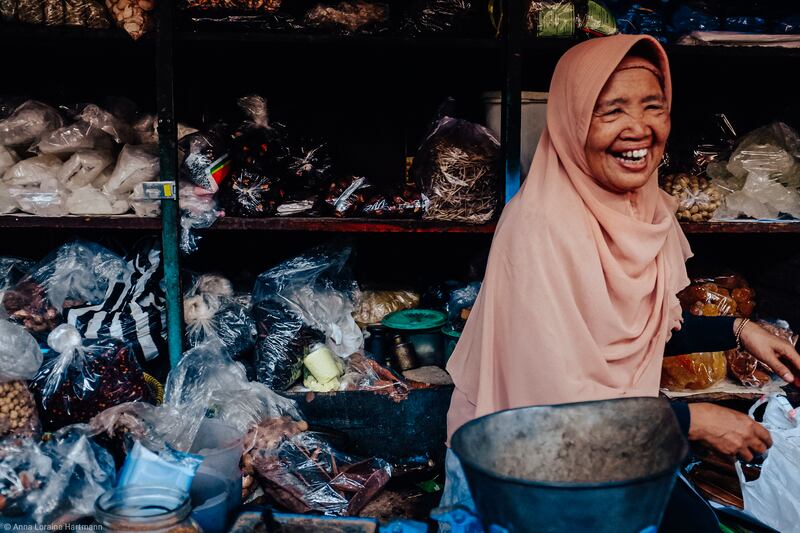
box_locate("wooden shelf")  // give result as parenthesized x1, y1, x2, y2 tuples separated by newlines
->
(209, 217, 496, 233)
(0, 215, 161, 230)
(0, 23, 150, 45)
(680, 221, 800, 234)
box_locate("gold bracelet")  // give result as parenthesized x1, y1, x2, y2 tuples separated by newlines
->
(735, 317, 750, 351)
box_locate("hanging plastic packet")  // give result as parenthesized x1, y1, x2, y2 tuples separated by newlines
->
(180, 130, 231, 193)
(525, 0, 617, 38)
(0, 100, 63, 147)
(117, 441, 203, 493)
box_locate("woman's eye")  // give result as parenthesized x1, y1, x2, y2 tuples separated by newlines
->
(604, 108, 622, 116)
(646, 104, 664, 111)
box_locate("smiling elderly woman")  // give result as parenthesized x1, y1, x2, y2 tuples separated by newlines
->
(442, 35, 800, 531)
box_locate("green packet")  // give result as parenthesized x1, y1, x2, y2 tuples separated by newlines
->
(530, 1, 617, 39)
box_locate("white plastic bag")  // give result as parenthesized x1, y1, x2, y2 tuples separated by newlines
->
(57, 150, 114, 190)
(2, 154, 63, 188)
(737, 394, 800, 533)
(9, 187, 68, 216)
(66, 186, 129, 215)
(0, 145, 19, 174)
(0, 100, 63, 147)
(32, 121, 111, 155)
(78, 104, 135, 145)
(128, 182, 161, 217)
(103, 144, 159, 195)
(0, 320, 43, 382)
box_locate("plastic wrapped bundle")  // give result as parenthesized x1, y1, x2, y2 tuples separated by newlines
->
(524, 0, 617, 38)
(413, 113, 500, 224)
(0, 321, 43, 438)
(105, 0, 155, 39)
(30, 324, 153, 430)
(304, 1, 389, 35)
(402, 0, 486, 36)
(661, 352, 727, 391)
(0, 101, 62, 147)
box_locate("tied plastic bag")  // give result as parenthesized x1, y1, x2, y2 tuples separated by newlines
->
(2, 154, 62, 188)
(736, 394, 800, 533)
(28, 240, 131, 312)
(163, 340, 301, 449)
(0, 145, 19, 175)
(304, 1, 389, 35)
(0, 425, 116, 525)
(0, 101, 62, 147)
(30, 324, 153, 430)
(353, 290, 421, 327)
(678, 275, 756, 319)
(661, 173, 722, 222)
(31, 121, 112, 156)
(251, 246, 363, 390)
(711, 122, 800, 220)
(413, 105, 500, 224)
(179, 182, 224, 255)
(105, 0, 155, 40)
(0, 321, 44, 438)
(57, 150, 115, 190)
(7, 187, 68, 217)
(324, 176, 370, 217)
(726, 320, 798, 389)
(402, 0, 486, 36)
(66, 186, 130, 215)
(183, 274, 256, 359)
(78, 104, 135, 145)
(180, 130, 231, 193)
(245, 425, 392, 515)
(103, 144, 160, 196)
(524, 0, 617, 38)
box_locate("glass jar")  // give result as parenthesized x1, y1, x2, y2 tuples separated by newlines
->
(94, 486, 200, 533)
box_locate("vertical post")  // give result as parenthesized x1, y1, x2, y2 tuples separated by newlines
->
(501, 0, 523, 203)
(156, 0, 184, 368)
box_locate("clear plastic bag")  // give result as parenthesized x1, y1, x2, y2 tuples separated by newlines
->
(252, 245, 363, 361)
(78, 104, 136, 145)
(180, 130, 231, 193)
(246, 427, 392, 515)
(323, 176, 370, 217)
(726, 320, 798, 389)
(339, 353, 409, 399)
(8, 187, 68, 217)
(179, 182, 224, 255)
(402, 0, 486, 36)
(413, 112, 500, 224)
(66, 186, 129, 215)
(105, 0, 155, 40)
(304, 1, 389, 35)
(660, 352, 727, 391)
(183, 274, 256, 359)
(678, 276, 756, 319)
(0, 101, 63, 147)
(524, 0, 617, 38)
(133, 114, 158, 144)
(0, 188, 17, 214)
(182, 0, 282, 11)
(447, 282, 480, 323)
(0, 425, 116, 525)
(353, 290, 421, 327)
(360, 185, 427, 219)
(63, 0, 113, 27)
(57, 150, 115, 190)
(712, 122, 800, 220)
(31, 120, 111, 156)
(2, 279, 61, 334)
(30, 324, 153, 430)
(2, 154, 63, 188)
(0, 321, 44, 438)
(0, 145, 20, 175)
(129, 182, 161, 217)
(661, 173, 722, 222)
(28, 240, 130, 311)
(164, 340, 301, 449)
(103, 144, 160, 196)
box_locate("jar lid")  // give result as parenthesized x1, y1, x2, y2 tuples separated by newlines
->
(442, 325, 462, 338)
(382, 309, 447, 331)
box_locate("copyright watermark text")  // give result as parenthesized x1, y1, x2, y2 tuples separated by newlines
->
(2, 525, 102, 531)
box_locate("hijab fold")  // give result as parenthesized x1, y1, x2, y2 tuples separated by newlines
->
(446, 35, 692, 438)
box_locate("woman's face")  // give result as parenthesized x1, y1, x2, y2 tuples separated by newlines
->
(585, 67, 670, 194)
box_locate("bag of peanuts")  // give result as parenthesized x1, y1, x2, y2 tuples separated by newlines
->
(30, 324, 153, 431)
(661, 172, 722, 222)
(0, 320, 44, 438)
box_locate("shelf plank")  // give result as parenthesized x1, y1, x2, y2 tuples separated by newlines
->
(209, 217, 496, 233)
(0, 23, 150, 45)
(0, 216, 161, 230)
(522, 38, 800, 59)
(680, 221, 800, 234)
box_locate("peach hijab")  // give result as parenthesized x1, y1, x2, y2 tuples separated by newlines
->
(446, 35, 692, 439)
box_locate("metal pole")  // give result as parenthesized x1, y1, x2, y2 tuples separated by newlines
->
(501, 0, 523, 203)
(156, 0, 184, 368)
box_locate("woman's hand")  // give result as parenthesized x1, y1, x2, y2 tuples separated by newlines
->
(688, 403, 772, 462)
(736, 319, 800, 383)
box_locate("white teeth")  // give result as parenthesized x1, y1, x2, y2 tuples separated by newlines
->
(619, 148, 648, 160)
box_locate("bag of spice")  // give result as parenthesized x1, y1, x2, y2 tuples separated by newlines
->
(0, 320, 43, 438)
(30, 324, 153, 431)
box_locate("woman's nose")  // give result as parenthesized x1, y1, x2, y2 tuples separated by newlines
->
(621, 113, 650, 139)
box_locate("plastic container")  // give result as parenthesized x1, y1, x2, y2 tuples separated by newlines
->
(451, 397, 688, 533)
(442, 325, 461, 362)
(382, 309, 447, 367)
(190, 470, 230, 533)
(482, 91, 548, 181)
(189, 419, 243, 525)
(94, 486, 201, 533)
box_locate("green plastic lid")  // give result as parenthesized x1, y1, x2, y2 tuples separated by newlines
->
(382, 309, 447, 331)
(442, 325, 462, 339)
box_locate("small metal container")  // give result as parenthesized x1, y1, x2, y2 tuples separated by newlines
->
(390, 334, 418, 371)
(364, 325, 389, 365)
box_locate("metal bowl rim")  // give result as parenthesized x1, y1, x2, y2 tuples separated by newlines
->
(451, 397, 689, 490)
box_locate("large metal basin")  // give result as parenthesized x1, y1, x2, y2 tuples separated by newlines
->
(451, 397, 688, 533)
